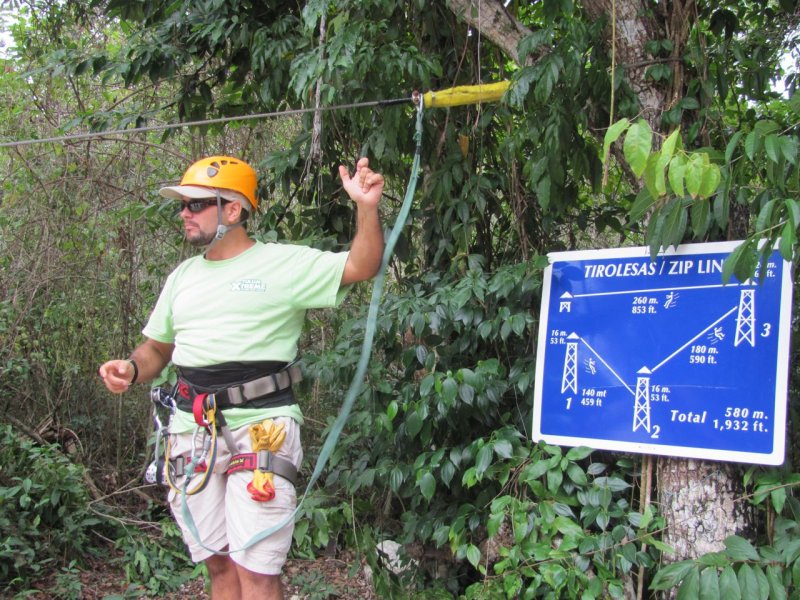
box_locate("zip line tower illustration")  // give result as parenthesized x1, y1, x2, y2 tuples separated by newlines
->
(559, 288, 758, 434)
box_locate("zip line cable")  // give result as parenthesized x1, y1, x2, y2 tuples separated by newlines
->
(0, 97, 412, 148)
(0, 81, 510, 148)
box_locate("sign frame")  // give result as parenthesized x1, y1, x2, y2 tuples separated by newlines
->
(532, 241, 793, 465)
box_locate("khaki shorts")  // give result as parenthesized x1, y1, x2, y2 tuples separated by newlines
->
(167, 416, 302, 575)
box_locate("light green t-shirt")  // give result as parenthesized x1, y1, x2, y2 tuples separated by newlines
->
(143, 241, 350, 432)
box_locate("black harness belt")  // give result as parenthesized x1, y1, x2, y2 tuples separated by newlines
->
(171, 450, 298, 485)
(176, 364, 303, 410)
(227, 451, 298, 484)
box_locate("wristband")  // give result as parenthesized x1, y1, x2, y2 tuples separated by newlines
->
(126, 358, 139, 385)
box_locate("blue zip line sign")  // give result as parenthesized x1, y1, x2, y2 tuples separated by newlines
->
(533, 241, 794, 465)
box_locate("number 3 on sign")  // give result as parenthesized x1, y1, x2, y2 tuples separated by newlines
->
(761, 323, 771, 337)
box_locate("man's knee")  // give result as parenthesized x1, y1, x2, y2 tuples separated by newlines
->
(206, 553, 236, 578)
(236, 563, 284, 599)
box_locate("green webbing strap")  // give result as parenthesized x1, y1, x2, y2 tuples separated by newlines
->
(181, 101, 426, 554)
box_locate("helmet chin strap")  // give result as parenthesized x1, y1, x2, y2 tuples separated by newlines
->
(205, 189, 244, 253)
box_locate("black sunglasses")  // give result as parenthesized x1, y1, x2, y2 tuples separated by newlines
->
(178, 198, 229, 214)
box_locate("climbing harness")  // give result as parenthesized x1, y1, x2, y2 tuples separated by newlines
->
(144, 386, 178, 486)
(146, 370, 299, 497)
(146, 387, 220, 496)
(175, 362, 302, 410)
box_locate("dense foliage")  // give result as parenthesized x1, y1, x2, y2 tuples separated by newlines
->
(0, 424, 101, 588)
(1, 0, 800, 597)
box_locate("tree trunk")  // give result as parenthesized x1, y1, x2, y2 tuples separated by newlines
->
(658, 458, 753, 554)
(448, 0, 757, 589)
(582, 0, 668, 124)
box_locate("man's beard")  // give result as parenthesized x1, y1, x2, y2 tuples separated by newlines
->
(186, 229, 216, 246)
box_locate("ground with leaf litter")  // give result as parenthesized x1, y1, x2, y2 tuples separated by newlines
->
(27, 551, 377, 599)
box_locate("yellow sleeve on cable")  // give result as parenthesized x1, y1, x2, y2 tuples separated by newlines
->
(422, 81, 510, 108)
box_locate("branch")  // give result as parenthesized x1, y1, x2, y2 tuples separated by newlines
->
(446, 0, 538, 66)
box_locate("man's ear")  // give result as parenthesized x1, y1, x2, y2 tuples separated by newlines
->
(224, 200, 242, 223)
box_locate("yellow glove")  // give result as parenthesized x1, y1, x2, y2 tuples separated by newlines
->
(246, 420, 286, 502)
(247, 470, 276, 501)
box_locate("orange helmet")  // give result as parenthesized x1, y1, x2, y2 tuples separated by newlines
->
(159, 156, 258, 210)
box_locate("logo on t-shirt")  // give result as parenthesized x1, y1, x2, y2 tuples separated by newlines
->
(231, 279, 266, 292)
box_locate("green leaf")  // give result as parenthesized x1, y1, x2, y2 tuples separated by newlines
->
(629, 187, 656, 222)
(662, 198, 687, 247)
(418, 471, 436, 501)
(699, 567, 721, 600)
(651, 561, 696, 591)
(547, 467, 563, 492)
(475, 444, 493, 476)
(458, 382, 475, 405)
(697, 553, 730, 569)
(566, 446, 593, 461)
(487, 510, 505, 537)
(771, 487, 787, 514)
(537, 176, 552, 210)
(419, 374, 435, 396)
(440, 461, 456, 487)
(594, 476, 631, 492)
(737, 564, 761, 600)
(780, 220, 796, 261)
(699, 163, 722, 198)
(713, 189, 730, 230)
(725, 131, 744, 164)
(624, 119, 653, 177)
(566, 463, 588, 486)
(745, 131, 760, 161)
(466, 544, 481, 568)
(722, 243, 743, 284)
(406, 411, 423, 438)
(554, 516, 583, 536)
(553, 502, 576, 518)
(644, 151, 666, 198)
(755, 120, 780, 136)
(725, 536, 760, 561)
(779, 136, 797, 165)
(765, 134, 782, 164)
(785, 198, 800, 228)
(442, 377, 458, 403)
(691, 198, 711, 238)
(647, 207, 665, 258)
(752, 565, 770, 600)
(386, 400, 398, 421)
(493, 439, 514, 459)
(603, 118, 630, 160)
(756, 199, 778, 233)
(793, 558, 800, 588)
(720, 566, 742, 600)
(685, 153, 706, 198)
(766, 565, 787, 600)
(669, 154, 687, 197)
(677, 567, 700, 600)
(661, 128, 681, 161)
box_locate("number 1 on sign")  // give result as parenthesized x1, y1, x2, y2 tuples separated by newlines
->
(566, 397, 572, 410)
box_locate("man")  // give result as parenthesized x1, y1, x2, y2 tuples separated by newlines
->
(99, 155, 384, 599)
